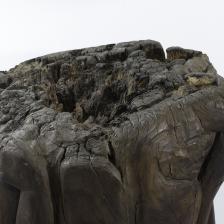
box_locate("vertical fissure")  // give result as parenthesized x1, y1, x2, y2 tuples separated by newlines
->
(47, 148, 67, 224)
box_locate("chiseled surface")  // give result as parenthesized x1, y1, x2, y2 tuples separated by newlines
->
(0, 39, 224, 224)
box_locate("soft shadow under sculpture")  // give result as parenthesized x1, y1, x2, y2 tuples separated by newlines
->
(0, 40, 223, 224)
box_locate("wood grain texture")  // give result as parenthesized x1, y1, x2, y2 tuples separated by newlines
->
(0, 40, 223, 224)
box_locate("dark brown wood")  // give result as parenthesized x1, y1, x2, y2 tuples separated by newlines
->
(0, 39, 223, 224)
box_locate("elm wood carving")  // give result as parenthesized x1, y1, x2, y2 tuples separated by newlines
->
(0, 40, 223, 224)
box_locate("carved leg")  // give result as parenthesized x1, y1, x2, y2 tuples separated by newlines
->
(207, 204, 215, 224)
(60, 147, 125, 224)
(16, 190, 54, 224)
(0, 181, 20, 224)
(197, 133, 224, 224)
(0, 148, 54, 224)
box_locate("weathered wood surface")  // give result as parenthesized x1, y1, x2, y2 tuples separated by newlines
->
(0, 40, 223, 224)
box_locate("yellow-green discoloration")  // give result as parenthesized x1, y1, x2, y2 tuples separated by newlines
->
(187, 76, 216, 87)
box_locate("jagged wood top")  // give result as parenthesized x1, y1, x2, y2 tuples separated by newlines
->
(0, 40, 221, 127)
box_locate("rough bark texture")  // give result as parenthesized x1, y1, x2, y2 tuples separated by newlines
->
(0, 39, 224, 224)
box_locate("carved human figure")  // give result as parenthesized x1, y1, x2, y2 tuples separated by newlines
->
(0, 40, 223, 224)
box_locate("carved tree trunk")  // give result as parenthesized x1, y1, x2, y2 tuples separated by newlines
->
(0, 39, 223, 224)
